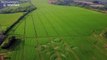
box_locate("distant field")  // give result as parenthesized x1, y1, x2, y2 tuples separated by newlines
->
(1, 0, 107, 60)
(0, 13, 23, 31)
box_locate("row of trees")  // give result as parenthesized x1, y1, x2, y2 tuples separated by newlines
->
(0, 5, 36, 13)
(0, 1, 36, 14)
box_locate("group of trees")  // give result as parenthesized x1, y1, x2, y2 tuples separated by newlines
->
(50, 0, 107, 11)
(75, 1, 107, 11)
(49, 0, 73, 5)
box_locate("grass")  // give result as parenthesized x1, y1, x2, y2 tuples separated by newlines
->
(1, 0, 107, 60)
(0, 13, 23, 31)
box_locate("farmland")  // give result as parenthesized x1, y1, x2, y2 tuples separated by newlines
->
(0, 13, 23, 31)
(1, 0, 107, 60)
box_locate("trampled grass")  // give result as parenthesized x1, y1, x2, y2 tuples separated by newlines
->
(1, 0, 107, 60)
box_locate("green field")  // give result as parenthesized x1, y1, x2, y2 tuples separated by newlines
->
(0, 13, 23, 31)
(1, 0, 107, 60)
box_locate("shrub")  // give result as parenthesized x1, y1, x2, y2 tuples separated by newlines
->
(1, 36, 17, 49)
(104, 32, 107, 38)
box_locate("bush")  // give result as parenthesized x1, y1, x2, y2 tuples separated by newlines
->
(104, 32, 107, 38)
(1, 36, 17, 49)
